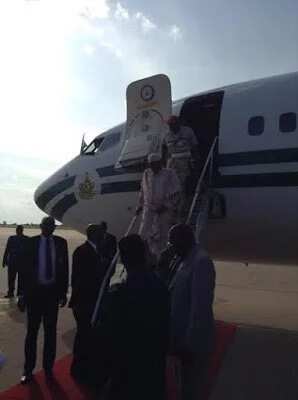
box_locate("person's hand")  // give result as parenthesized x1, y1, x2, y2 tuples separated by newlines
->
(135, 206, 142, 215)
(156, 205, 167, 215)
(59, 297, 67, 308)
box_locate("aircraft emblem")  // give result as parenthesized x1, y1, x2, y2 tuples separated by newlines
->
(78, 173, 96, 200)
(140, 84, 155, 101)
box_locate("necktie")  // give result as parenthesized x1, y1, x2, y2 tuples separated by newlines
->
(45, 238, 53, 281)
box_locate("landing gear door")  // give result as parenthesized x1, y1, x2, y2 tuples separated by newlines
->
(116, 74, 172, 168)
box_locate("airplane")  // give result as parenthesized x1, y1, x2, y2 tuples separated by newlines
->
(34, 71, 298, 266)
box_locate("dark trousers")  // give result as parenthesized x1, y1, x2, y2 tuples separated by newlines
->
(24, 290, 59, 374)
(71, 307, 94, 379)
(181, 352, 210, 400)
(102, 352, 166, 400)
(7, 264, 19, 296)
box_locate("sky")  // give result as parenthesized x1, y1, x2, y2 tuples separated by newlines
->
(0, 0, 298, 223)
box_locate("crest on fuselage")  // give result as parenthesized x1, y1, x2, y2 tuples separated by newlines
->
(78, 173, 96, 200)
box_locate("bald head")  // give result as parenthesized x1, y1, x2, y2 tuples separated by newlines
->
(40, 216, 56, 237)
(86, 224, 98, 238)
(168, 224, 196, 257)
(119, 234, 146, 271)
(16, 225, 24, 236)
(86, 224, 102, 244)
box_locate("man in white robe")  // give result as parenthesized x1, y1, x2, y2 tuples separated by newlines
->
(136, 153, 181, 260)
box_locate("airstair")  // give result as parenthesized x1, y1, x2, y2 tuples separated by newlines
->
(92, 137, 219, 325)
(91, 215, 138, 326)
(92, 70, 219, 324)
(165, 136, 218, 286)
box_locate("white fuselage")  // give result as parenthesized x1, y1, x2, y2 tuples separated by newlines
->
(35, 72, 298, 265)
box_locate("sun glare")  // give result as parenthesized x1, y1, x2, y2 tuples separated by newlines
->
(0, 0, 101, 160)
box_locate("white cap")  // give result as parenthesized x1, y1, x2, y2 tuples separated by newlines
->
(148, 153, 162, 163)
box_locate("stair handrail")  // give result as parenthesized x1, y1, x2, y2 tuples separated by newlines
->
(186, 136, 218, 225)
(91, 215, 138, 326)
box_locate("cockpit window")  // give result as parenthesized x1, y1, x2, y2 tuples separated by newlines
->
(99, 132, 121, 152)
(83, 137, 104, 155)
(82, 131, 121, 155)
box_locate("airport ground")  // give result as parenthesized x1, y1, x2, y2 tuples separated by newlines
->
(0, 228, 298, 399)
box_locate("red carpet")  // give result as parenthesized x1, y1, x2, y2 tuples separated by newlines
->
(0, 321, 236, 400)
(202, 321, 237, 398)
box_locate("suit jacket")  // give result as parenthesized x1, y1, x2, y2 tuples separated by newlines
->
(98, 232, 117, 264)
(21, 235, 69, 301)
(69, 241, 107, 313)
(2, 235, 28, 268)
(170, 245, 215, 355)
(98, 271, 170, 400)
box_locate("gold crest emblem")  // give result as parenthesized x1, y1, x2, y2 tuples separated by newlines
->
(78, 173, 96, 200)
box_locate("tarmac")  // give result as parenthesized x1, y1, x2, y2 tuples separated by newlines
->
(1, 227, 298, 399)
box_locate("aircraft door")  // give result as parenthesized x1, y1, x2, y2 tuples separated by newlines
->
(179, 91, 224, 163)
(116, 74, 172, 168)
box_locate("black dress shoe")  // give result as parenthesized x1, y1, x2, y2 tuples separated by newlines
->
(20, 374, 33, 384)
(4, 294, 14, 299)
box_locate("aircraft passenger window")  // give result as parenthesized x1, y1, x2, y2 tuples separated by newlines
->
(248, 116, 264, 136)
(279, 113, 296, 133)
(99, 132, 121, 152)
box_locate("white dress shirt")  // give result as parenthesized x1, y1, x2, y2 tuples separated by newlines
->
(38, 235, 56, 285)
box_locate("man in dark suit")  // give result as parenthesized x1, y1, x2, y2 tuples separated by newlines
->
(69, 224, 107, 381)
(92, 234, 170, 400)
(19, 216, 69, 384)
(98, 221, 117, 266)
(2, 225, 28, 298)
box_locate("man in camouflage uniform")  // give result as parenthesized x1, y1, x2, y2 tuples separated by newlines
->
(163, 116, 199, 220)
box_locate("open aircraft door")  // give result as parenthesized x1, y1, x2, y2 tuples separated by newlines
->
(116, 74, 172, 168)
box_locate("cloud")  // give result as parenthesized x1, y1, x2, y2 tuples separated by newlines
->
(169, 24, 182, 41)
(83, 43, 96, 56)
(135, 12, 157, 33)
(74, 3, 183, 82)
(114, 2, 129, 21)
(100, 39, 123, 58)
(76, 0, 110, 20)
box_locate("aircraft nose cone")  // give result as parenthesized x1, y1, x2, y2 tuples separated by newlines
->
(34, 171, 77, 214)
(34, 179, 51, 212)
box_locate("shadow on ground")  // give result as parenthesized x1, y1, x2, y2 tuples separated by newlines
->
(7, 307, 26, 324)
